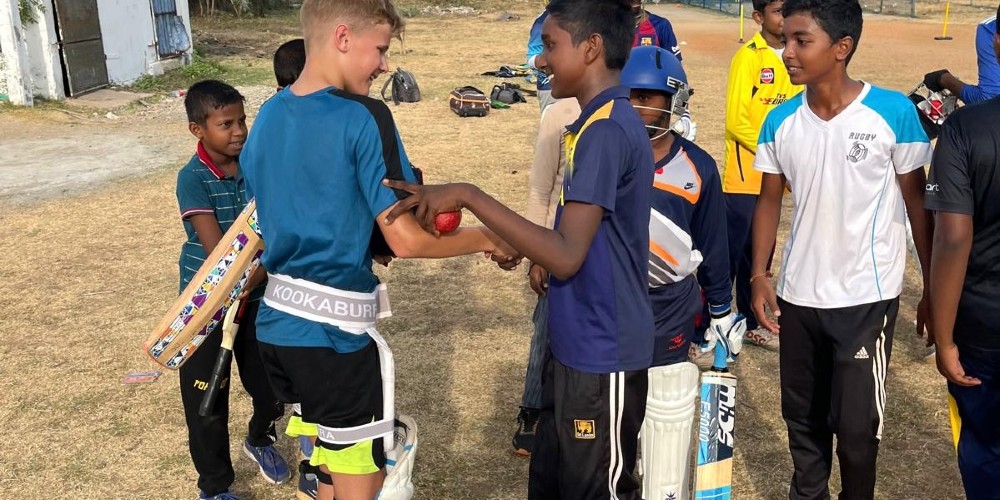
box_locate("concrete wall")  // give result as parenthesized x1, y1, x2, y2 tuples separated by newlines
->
(0, 0, 32, 104)
(96, 0, 193, 84)
(23, 2, 63, 99)
(3, 0, 193, 102)
(97, 0, 156, 84)
(0, 46, 8, 97)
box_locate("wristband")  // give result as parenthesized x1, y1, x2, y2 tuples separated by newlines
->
(749, 271, 773, 286)
(708, 303, 731, 319)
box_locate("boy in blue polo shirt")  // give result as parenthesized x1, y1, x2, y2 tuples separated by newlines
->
(385, 1, 654, 497)
(175, 80, 290, 500)
(240, 1, 518, 499)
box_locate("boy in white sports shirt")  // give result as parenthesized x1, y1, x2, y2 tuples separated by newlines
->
(749, 0, 933, 498)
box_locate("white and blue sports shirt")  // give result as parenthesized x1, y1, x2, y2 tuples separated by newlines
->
(754, 83, 932, 308)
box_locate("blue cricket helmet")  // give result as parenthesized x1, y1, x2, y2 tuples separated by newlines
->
(621, 45, 687, 95)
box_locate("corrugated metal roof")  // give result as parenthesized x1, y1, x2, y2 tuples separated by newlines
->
(151, 0, 177, 15)
(152, 0, 191, 57)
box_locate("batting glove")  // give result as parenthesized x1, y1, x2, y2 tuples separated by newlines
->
(923, 69, 949, 93)
(671, 116, 697, 142)
(699, 304, 747, 363)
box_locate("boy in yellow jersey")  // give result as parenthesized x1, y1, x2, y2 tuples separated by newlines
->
(722, 0, 801, 350)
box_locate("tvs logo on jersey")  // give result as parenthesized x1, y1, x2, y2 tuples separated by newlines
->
(847, 142, 869, 163)
(760, 68, 775, 84)
(574, 419, 596, 439)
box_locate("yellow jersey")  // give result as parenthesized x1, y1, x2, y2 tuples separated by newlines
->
(723, 32, 803, 194)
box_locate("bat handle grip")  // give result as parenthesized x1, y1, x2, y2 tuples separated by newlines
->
(198, 300, 242, 417)
(198, 350, 231, 417)
(711, 341, 730, 372)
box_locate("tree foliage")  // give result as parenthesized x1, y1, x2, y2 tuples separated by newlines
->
(194, 0, 295, 17)
(18, 0, 46, 26)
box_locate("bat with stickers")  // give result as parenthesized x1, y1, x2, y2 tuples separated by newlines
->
(694, 342, 738, 500)
(198, 299, 243, 417)
(144, 201, 263, 370)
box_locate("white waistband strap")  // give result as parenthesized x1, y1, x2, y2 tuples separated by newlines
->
(264, 273, 392, 332)
(266, 275, 397, 448)
(313, 327, 396, 447)
(318, 418, 396, 445)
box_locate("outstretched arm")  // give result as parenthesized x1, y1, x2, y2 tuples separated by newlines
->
(383, 180, 602, 281)
(376, 206, 514, 260)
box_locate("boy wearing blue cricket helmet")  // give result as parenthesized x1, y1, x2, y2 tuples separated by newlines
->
(622, 45, 745, 500)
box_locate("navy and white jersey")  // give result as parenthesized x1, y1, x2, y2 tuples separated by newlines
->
(548, 86, 655, 374)
(241, 87, 418, 351)
(925, 97, 1000, 349)
(755, 83, 932, 308)
(647, 135, 730, 308)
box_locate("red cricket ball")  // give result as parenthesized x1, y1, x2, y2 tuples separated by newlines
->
(434, 211, 462, 234)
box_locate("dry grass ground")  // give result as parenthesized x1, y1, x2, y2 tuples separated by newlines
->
(0, 3, 982, 499)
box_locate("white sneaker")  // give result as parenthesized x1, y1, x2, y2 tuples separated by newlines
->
(744, 328, 780, 352)
(688, 344, 715, 371)
(923, 345, 937, 365)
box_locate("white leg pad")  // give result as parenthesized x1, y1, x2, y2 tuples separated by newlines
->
(640, 362, 699, 500)
(376, 415, 418, 500)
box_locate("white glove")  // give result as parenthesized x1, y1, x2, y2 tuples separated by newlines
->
(671, 116, 697, 142)
(699, 306, 747, 363)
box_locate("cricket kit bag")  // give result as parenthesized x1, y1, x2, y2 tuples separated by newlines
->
(449, 86, 490, 117)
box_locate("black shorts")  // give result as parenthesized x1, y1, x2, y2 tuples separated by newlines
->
(258, 340, 385, 472)
(529, 356, 647, 500)
(650, 275, 702, 367)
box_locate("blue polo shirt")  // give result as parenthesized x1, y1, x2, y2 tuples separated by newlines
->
(175, 142, 263, 301)
(240, 87, 418, 351)
(547, 86, 655, 373)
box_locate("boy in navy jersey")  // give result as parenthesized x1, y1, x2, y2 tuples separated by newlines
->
(385, 1, 654, 497)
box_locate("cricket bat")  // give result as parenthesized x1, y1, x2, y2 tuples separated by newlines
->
(144, 200, 263, 370)
(198, 299, 243, 417)
(695, 342, 738, 500)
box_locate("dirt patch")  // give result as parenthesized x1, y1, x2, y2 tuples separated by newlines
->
(0, 85, 277, 209)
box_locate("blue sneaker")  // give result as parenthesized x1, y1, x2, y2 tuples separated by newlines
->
(242, 438, 291, 484)
(298, 435, 314, 461)
(296, 460, 319, 500)
(198, 490, 241, 500)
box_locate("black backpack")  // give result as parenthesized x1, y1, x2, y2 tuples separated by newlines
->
(490, 83, 528, 105)
(381, 68, 421, 105)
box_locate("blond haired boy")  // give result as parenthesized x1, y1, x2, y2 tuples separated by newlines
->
(239, 1, 517, 499)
